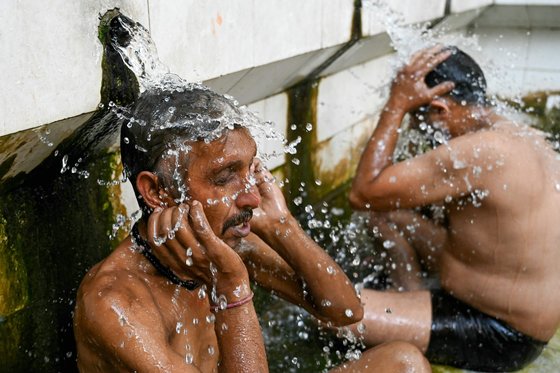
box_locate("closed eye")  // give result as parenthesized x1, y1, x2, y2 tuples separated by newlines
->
(213, 168, 235, 186)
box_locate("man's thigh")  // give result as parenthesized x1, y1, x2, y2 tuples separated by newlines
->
(370, 209, 446, 272)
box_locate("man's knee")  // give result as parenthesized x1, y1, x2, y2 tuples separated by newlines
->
(363, 341, 431, 373)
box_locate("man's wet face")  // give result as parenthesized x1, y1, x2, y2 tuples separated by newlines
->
(184, 128, 261, 248)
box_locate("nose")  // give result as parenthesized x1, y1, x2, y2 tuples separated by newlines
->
(236, 183, 261, 210)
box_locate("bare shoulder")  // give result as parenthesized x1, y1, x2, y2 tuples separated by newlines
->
(436, 127, 533, 173)
(74, 245, 163, 345)
(447, 128, 515, 156)
(77, 244, 152, 303)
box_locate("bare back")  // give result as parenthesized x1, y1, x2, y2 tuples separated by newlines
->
(439, 122, 560, 341)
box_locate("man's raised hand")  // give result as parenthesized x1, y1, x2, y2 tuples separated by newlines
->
(389, 45, 455, 114)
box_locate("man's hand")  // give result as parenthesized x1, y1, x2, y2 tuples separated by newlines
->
(388, 45, 455, 114)
(250, 159, 291, 235)
(146, 202, 251, 298)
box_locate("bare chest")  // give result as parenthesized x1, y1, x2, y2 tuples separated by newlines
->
(153, 284, 220, 372)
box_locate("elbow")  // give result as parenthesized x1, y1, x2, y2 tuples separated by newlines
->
(348, 189, 370, 211)
(327, 306, 363, 327)
(346, 302, 364, 325)
(322, 299, 364, 327)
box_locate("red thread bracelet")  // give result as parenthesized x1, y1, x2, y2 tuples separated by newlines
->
(211, 292, 254, 313)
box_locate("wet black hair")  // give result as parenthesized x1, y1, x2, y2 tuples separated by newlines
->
(425, 46, 487, 106)
(120, 85, 244, 215)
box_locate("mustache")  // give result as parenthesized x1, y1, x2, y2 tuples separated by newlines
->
(222, 208, 253, 234)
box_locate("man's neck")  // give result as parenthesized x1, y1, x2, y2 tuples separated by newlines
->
(451, 106, 494, 137)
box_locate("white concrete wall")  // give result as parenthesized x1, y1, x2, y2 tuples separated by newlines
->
(0, 0, 356, 137)
(2, 0, 560, 190)
(0, 0, 149, 137)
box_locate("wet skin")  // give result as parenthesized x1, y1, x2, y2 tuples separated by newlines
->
(349, 45, 560, 349)
(74, 127, 370, 372)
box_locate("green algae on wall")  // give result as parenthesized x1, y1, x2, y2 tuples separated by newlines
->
(0, 215, 29, 369)
(285, 80, 320, 214)
(506, 91, 560, 135)
(0, 150, 127, 373)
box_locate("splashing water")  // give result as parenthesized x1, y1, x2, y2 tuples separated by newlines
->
(97, 12, 295, 236)
(93, 6, 560, 373)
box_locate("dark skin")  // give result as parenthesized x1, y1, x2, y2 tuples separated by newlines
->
(347, 45, 560, 350)
(75, 127, 430, 372)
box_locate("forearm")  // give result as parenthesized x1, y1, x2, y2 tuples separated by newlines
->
(214, 301, 268, 373)
(213, 277, 268, 373)
(256, 217, 362, 325)
(350, 100, 406, 209)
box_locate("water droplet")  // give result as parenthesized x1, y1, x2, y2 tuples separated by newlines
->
(198, 286, 206, 299)
(209, 262, 218, 277)
(185, 353, 194, 364)
(345, 309, 353, 318)
(218, 294, 228, 310)
(453, 159, 467, 169)
(383, 240, 395, 249)
(60, 155, 69, 173)
(167, 230, 175, 240)
(208, 345, 215, 355)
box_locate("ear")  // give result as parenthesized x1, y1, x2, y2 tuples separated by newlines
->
(429, 98, 451, 115)
(136, 171, 167, 210)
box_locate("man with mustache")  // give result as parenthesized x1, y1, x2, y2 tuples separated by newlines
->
(73, 85, 430, 372)
(349, 45, 560, 371)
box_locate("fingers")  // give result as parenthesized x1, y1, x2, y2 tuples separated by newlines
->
(409, 44, 444, 66)
(147, 206, 181, 268)
(172, 204, 204, 254)
(148, 205, 183, 243)
(253, 160, 275, 196)
(188, 200, 222, 249)
(416, 48, 453, 77)
(406, 45, 452, 78)
(253, 159, 271, 182)
(147, 207, 164, 246)
(429, 81, 455, 98)
(253, 158, 263, 172)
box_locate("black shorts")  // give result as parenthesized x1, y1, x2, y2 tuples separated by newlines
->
(425, 289, 546, 372)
